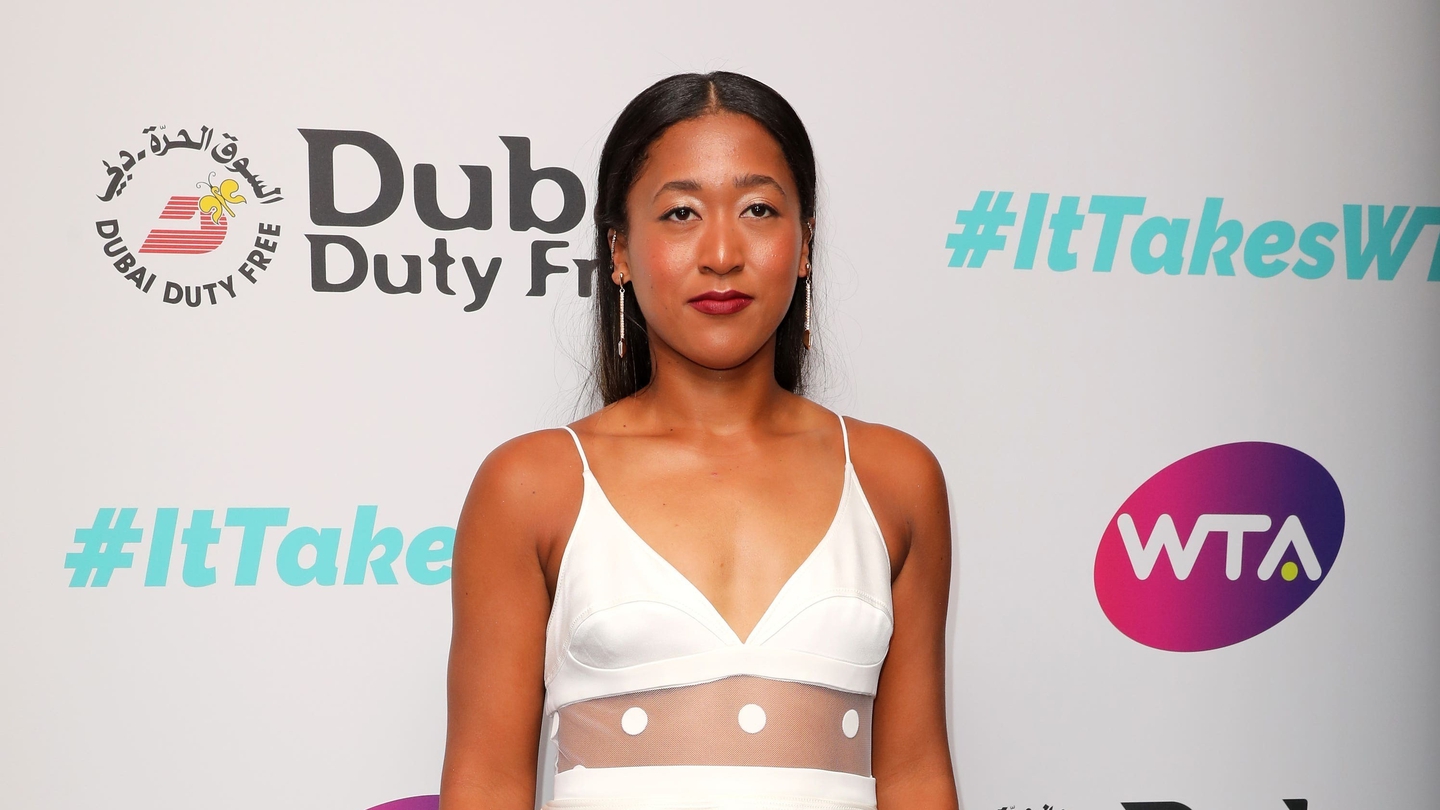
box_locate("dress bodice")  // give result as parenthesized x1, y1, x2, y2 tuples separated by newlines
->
(543, 415, 893, 809)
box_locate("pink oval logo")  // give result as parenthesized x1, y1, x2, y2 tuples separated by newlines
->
(1094, 442, 1344, 652)
(365, 797, 437, 810)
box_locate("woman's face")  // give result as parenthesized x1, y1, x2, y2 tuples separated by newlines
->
(614, 112, 810, 375)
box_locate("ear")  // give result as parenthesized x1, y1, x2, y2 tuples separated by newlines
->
(610, 230, 630, 285)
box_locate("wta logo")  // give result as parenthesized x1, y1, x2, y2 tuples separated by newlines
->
(1094, 442, 1344, 652)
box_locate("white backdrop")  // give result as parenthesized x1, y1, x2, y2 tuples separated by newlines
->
(1, 2, 1437, 809)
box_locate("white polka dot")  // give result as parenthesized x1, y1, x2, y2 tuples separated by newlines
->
(550, 713, 560, 739)
(842, 709, 860, 739)
(738, 703, 767, 734)
(621, 706, 648, 735)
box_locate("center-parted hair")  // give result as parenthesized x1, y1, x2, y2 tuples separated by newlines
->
(592, 72, 818, 405)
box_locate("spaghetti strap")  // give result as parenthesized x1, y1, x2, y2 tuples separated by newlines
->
(560, 425, 591, 473)
(837, 413, 852, 466)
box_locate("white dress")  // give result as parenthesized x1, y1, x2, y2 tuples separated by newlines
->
(543, 415, 894, 810)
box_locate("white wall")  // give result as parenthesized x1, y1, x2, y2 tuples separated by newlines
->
(1, 2, 1436, 809)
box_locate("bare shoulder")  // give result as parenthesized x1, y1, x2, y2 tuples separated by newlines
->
(843, 417, 946, 495)
(457, 428, 585, 567)
(469, 428, 584, 496)
(841, 417, 950, 572)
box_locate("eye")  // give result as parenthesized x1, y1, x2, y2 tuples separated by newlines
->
(663, 206, 697, 222)
(742, 202, 777, 218)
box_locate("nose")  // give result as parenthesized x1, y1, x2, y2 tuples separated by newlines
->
(696, 218, 743, 276)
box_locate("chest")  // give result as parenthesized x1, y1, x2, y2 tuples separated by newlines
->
(583, 437, 847, 643)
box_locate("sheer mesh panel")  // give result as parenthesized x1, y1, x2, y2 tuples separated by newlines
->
(556, 675, 873, 776)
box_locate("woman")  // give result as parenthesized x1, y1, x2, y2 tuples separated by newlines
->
(441, 72, 957, 810)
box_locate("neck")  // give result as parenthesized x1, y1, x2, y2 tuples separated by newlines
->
(625, 335, 791, 436)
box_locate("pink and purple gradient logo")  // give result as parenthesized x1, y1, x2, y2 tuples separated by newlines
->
(366, 797, 437, 810)
(1094, 442, 1344, 652)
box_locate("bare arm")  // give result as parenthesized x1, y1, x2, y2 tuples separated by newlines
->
(852, 422, 959, 809)
(440, 431, 580, 810)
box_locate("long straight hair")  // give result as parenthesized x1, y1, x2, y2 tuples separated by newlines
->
(591, 72, 818, 405)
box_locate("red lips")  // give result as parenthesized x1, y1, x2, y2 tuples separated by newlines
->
(687, 289, 753, 315)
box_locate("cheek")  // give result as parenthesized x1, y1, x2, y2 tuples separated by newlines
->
(640, 238, 692, 275)
(747, 233, 802, 291)
(628, 244, 689, 326)
(747, 239, 797, 273)
(637, 242, 693, 306)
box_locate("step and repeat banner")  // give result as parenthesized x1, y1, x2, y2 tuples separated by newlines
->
(1, 2, 1436, 809)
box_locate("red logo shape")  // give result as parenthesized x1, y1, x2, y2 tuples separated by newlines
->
(138, 195, 227, 255)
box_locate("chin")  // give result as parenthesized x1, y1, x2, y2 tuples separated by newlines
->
(679, 341, 772, 372)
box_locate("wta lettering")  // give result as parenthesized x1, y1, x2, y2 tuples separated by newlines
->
(1342, 204, 1440, 280)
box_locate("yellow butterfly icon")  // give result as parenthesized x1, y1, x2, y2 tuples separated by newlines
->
(197, 176, 247, 224)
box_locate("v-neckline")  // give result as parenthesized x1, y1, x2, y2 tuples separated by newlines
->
(581, 464, 853, 646)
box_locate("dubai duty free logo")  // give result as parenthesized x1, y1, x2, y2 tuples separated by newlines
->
(92, 124, 285, 306)
(1094, 443, 1344, 652)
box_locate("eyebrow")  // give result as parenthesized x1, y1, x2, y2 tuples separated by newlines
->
(652, 174, 788, 201)
(733, 174, 786, 196)
(655, 179, 702, 200)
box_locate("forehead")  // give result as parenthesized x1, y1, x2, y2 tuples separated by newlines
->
(633, 112, 795, 192)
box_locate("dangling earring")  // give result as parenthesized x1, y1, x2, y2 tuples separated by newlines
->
(803, 225, 813, 350)
(803, 263, 813, 351)
(611, 232, 626, 359)
(618, 276, 627, 359)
